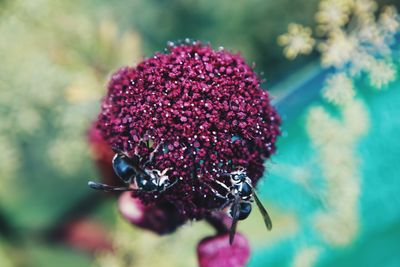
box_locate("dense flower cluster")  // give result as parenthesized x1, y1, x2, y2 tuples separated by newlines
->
(96, 41, 280, 221)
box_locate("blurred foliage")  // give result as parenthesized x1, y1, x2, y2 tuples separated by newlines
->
(103, 0, 400, 84)
(94, 217, 208, 267)
(0, 0, 141, 265)
(90, 0, 321, 84)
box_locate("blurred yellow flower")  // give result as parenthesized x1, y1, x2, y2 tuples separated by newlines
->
(322, 73, 355, 106)
(292, 247, 322, 267)
(357, 21, 390, 54)
(352, 0, 377, 21)
(278, 0, 396, 262)
(367, 60, 396, 89)
(315, 0, 352, 32)
(379, 6, 400, 34)
(319, 30, 356, 68)
(278, 23, 315, 60)
(279, 0, 399, 89)
(307, 99, 369, 246)
(342, 100, 369, 137)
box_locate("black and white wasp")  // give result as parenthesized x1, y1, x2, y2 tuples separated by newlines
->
(209, 167, 273, 244)
(88, 144, 175, 193)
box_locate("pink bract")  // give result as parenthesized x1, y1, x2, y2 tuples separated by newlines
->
(197, 233, 250, 267)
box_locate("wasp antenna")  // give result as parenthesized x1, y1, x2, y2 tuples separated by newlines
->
(88, 181, 135, 192)
(112, 148, 138, 166)
(111, 146, 133, 158)
(111, 146, 124, 154)
(253, 192, 272, 230)
(112, 147, 134, 159)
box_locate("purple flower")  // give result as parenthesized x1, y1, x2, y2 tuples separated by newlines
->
(96, 41, 280, 221)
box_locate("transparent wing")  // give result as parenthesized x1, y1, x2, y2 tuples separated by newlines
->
(253, 192, 272, 230)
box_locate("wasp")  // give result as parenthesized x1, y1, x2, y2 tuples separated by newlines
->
(88, 143, 175, 193)
(208, 168, 273, 244)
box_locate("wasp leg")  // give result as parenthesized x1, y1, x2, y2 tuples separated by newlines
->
(143, 141, 163, 166)
(229, 195, 241, 245)
(88, 181, 137, 192)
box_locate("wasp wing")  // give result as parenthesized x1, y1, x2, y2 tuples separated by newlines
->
(229, 195, 241, 245)
(88, 181, 136, 192)
(253, 192, 272, 230)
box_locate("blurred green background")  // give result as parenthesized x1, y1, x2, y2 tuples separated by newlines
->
(1, 0, 399, 266)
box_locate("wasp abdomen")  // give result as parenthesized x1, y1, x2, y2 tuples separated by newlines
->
(112, 154, 137, 183)
(230, 202, 252, 220)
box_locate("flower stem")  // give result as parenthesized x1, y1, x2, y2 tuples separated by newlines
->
(205, 213, 231, 235)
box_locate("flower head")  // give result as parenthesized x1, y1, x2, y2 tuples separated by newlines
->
(319, 30, 356, 68)
(322, 73, 355, 106)
(96, 41, 280, 221)
(379, 6, 400, 34)
(315, 0, 352, 31)
(367, 60, 396, 89)
(278, 23, 315, 60)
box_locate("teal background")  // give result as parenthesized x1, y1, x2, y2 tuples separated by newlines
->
(250, 68, 400, 267)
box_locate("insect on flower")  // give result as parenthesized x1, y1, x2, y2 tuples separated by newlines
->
(208, 168, 273, 244)
(89, 141, 176, 193)
(88, 42, 281, 248)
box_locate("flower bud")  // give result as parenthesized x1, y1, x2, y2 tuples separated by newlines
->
(197, 233, 250, 267)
